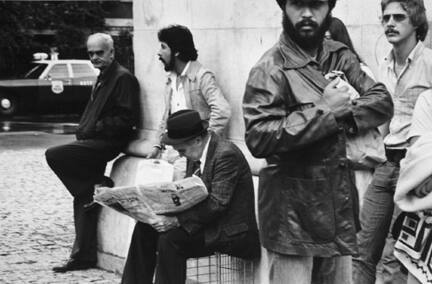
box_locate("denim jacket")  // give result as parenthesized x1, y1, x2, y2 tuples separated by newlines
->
(157, 61, 231, 141)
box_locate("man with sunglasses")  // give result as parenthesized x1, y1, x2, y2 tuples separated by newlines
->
(243, 0, 393, 283)
(46, 33, 140, 272)
(353, 1, 432, 283)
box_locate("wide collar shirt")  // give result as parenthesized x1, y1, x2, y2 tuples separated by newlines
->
(199, 135, 211, 173)
(169, 61, 191, 113)
(379, 41, 432, 149)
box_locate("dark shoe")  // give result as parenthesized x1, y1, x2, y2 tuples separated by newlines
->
(52, 259, 96, 273)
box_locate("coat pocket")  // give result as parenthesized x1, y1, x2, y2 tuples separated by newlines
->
(222, 223, 249, 237)
(283, 177, 336, 242)
(219, 223, 260, 259)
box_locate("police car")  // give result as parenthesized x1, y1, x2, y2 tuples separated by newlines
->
(0, 53, 99, 116)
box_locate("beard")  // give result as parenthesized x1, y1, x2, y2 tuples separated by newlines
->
(161, 52, 176, 72)
(282, 13, 332, 50)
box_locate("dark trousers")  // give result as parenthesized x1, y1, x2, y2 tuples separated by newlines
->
(121, 222, 215, 284)
(45, 139, 122, 263)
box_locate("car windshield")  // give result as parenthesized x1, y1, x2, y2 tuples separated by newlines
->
(24, 63, 48, 79)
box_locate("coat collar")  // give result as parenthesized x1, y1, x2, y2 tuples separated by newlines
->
(98, 60, 119, 83)
(279, 32, 346, 69)
(166, 60, 202, 84)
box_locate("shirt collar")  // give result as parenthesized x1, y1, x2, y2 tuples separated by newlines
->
(279, 32, 346, 69)
(384, 41, 424, 67)
(180, 61, 191, 77)
(169, 61, 191, 81)
(199, 135, 211, 172)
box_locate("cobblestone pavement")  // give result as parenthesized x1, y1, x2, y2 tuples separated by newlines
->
(0, 132, 120, 284)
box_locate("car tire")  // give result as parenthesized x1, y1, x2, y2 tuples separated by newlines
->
(0, 94, 18, 116)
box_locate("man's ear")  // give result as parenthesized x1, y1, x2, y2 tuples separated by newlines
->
(195, 136, 203, 146)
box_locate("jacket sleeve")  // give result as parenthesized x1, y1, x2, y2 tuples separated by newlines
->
(243, 65, 341, 158)
(200, 71, 231, 135)
(155, 84, 171, 144)
(341, 51, 394, 133)
(176, 149, 239, 234)
(96, 73, 140, 138)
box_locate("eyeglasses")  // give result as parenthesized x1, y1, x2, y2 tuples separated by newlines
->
(88, 50, 105, 57)
(381, 13, 408, 24)
(287, 0, 328, 9)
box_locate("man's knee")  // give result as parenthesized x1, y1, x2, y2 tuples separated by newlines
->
(45, 146, 65, 168)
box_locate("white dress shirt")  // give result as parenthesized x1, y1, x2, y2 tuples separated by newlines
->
(170, 61, 191, 113)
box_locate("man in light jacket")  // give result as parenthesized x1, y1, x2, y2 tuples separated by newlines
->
(147, 25, 231, 159)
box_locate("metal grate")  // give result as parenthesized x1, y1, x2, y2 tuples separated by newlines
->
(186, 253, 255, 284)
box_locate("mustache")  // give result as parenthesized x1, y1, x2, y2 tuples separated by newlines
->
(158, 57, 167, 64)
(385, 29, 399, 35)
(295, 19, 319, 30)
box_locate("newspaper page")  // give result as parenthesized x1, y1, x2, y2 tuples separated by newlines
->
(94, 175, 208, 224)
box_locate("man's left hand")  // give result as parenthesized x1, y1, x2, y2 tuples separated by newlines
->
(150, 216, 180, 232)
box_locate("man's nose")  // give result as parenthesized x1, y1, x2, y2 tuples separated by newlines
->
(300, 7, 313, 18)
(387, 17, 397, 26)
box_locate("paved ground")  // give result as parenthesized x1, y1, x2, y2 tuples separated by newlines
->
(0, 131, 406, 284)
(0, 132, 121, 284)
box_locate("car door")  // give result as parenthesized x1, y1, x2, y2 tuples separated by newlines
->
(38, 63, 74, 113)
(70, 63, 97, 112)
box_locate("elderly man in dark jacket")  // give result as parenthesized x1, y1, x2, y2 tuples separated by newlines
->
(121, 109, 260, 284)
(46, 33, 140, 272)
(243, 0, 394, 283)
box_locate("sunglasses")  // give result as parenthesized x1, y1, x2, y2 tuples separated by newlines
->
(381, 13, 408, 24)
(88, 50, 105, 57)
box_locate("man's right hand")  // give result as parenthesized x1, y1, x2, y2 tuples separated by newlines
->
(322, 78, 351, 114)
(146, 146, 162, 159)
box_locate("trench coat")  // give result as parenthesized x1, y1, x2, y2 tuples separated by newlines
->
(243, 33, 394, 256)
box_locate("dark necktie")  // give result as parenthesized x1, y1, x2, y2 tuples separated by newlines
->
(192, 160, 201, 177)
(91, 80, 102, 101)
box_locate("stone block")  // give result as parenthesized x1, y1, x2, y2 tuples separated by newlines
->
(97, 156, 174, 273)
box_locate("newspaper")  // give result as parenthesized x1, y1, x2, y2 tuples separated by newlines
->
(94, 175, 208, 224)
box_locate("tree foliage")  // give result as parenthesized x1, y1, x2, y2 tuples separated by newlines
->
(0, 1, 133, 78)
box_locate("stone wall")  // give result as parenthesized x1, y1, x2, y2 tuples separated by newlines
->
(133, 0, 432, 143)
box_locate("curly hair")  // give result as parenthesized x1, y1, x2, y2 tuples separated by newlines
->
(157, 25, 198, 62)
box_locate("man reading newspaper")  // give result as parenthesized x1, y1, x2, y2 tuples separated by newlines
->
(120, 109, 260, 284)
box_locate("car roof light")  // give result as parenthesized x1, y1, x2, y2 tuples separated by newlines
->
(33, 53, 49, 60)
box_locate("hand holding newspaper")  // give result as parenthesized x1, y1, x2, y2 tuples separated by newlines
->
(94, 175, 208, 224)
(324, 70, 386, 168)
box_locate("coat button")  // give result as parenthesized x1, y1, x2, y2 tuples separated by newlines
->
(339, 161, 346, 168)
(351, 100, 358, 106)
(317, 109, 324, 115)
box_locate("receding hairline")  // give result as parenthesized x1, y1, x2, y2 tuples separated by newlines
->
(87, 33, 114, 50)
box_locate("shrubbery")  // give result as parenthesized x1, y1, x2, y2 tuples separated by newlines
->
(0, 1, 134, 78)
